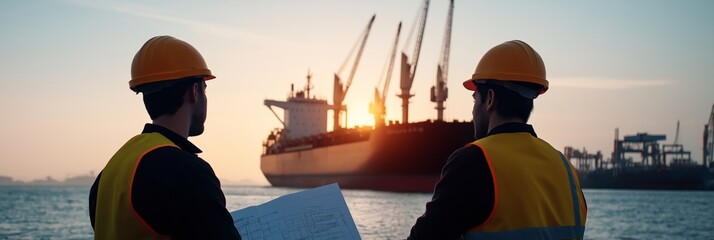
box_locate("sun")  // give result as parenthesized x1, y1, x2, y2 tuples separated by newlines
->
(346, 110, 375, 128)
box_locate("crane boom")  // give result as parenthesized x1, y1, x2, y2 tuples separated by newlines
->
(370, 22, 402, 127)
(674, 120, 680, 145)
(431, 0, 454, 121)
(333, 14, 376, 130)
(409, 0, 429, 82)
(440, 0, 453, 84)
(344, 14, 376, 98)
(383, 22, 402, 101)
(398, 0, 430, 124)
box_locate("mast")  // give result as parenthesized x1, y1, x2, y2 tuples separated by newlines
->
(333, 14, 376, 130)
(398, 0, 430, 124)
(431, 0, 453, 121)
(306, 69, 313, 98)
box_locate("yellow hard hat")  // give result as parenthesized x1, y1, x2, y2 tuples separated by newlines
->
(463, 40, 548, 95)
(130, 36, 215, 91)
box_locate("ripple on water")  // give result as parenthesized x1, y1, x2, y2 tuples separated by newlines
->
(1, 186, 712, 240)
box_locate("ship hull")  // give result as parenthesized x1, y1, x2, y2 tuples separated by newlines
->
(261, 121, 473, 192)
(578, 166, 714, 190)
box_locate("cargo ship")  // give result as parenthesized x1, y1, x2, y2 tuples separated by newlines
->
(260, 0, 472, 192)
(566, 118, 714, 190)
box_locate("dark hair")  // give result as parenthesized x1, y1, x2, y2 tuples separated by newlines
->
(475, 81, 541, 122)
(139, 77, 204, 120)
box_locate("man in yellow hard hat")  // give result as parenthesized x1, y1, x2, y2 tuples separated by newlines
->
(89, 36, 241, 239)
(408, 40, 587, 239)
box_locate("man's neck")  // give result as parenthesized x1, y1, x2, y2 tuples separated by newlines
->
(487, 115, 524, 134)
(152, 118, 189, 139)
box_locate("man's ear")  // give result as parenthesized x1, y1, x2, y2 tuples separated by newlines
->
(485, 89, 496, 112)
(188, 83, 199, 103)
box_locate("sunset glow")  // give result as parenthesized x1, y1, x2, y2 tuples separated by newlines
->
(0, 0, 712, 185)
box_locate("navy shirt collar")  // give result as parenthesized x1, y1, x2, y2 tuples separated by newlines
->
(487, 122, 538, 138)
(142, 124, 203, 154)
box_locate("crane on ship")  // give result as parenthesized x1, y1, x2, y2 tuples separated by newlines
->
(333, 14, 376, 130)
(370, 22, 402, 127)
(431, 0, 454, 121)
(398, 0, 430, 124)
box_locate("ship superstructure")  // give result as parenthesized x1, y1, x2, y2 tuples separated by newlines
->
(264, 72, 333, 143)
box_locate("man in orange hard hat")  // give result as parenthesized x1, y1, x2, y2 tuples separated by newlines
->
(89, 36, 242, 239)
(408, 40, 587, 239)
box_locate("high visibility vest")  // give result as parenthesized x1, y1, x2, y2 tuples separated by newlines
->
(95, 133, 175, 240)
(464, 132, 586, 240)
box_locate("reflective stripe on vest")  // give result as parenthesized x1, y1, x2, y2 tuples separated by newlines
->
(560, 153, 583, 228)
(463, 132, 586, 240)
(95, 133, 176, 240)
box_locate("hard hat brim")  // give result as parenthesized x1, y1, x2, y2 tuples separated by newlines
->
(463, 79, 477, 91)
(463, 78, 543, 99)
(132, 75, 214, 94)
(130, 69, 215, 91)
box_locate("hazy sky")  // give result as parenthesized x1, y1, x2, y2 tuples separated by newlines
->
(1, 0, 713, 184)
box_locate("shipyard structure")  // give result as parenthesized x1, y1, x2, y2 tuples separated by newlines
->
(566, 113, 714, 190)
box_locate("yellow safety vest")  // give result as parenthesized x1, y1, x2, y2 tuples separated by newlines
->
(464, 132, 587, 240)
(95, 133, 175, 240)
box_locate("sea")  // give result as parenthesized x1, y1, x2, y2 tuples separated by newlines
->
(1, 185, 712, 240)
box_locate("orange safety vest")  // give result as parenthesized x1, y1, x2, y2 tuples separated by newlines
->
(94, 133, 176, 240)
(464, 132, 587, 240)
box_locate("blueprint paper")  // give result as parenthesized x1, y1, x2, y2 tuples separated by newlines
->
(230, 183, 361, 240)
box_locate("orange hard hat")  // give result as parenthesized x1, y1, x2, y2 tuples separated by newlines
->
(463, 40, 548, 95)
(130, 36, 215, 91)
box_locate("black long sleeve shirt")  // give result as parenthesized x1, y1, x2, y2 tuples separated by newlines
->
(89, 124, 241, 239)
(408, 123, 539, 239)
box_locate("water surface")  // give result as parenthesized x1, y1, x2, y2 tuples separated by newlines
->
(1, 186, 712, 239)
